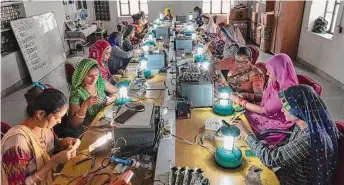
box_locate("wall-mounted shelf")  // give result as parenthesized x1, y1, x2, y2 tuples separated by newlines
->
(1, 1, 23, 6)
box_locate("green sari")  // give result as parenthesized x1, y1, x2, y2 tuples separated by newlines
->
(64, 59, 107, 138)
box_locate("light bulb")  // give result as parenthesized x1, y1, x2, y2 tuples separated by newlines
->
(223, 136, 234, 151)
(149, 34, 153, 40)
(197, 47, 203, 55)
(159, 13, 163, 19)
(202, 62, 209, 70)
(140, 60, 147, 69)
(187, 25, 192, 31)
(142, 45, 149, 53)
(119, 87, 128, 98)
(219, 92, 229, 99)
(192, 33, 197, 40)
(189, 14, 193, 20)
(219, 99, 229, 106)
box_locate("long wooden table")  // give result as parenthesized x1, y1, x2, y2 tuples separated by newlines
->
(54, 37, 280, 185)
(53, 73, 166, 185)
(175, 109, 279, 185)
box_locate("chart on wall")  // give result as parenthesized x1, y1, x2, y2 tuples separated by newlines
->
(10, 12, 66, 81)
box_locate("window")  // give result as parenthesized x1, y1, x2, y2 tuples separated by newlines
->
(118, 0, 148, 16)
(324, 0, 340, 33)
(202, 0, 231, 14)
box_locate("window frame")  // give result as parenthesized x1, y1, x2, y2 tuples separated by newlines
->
(118, 0, 148, 17)
(203, 0, 231, 14)
(324, 0, 340, 34)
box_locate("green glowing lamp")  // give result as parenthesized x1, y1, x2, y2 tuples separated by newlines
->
(115, 81, 132, 106)
(138, 57, 152, 79)
(184, 24, 193, 36)
(213, 87, 234, 116)
(193, 45, 205, 63)
(215, 123, 242, 168)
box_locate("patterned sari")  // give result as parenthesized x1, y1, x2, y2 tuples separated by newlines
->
(88, 40, 111, 80)
(1, 125, 55, 185)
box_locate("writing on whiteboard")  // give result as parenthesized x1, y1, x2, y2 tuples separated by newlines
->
(11, 12, 65, 81)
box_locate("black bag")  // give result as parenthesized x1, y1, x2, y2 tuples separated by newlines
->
(312, 17, 328, 33)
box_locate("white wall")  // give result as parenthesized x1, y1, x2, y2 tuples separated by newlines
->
(297, 1, 344, 84)
(87, 1, 203, 34)
(23, 1, 69, 52)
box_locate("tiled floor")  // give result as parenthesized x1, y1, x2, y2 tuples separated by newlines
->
(2, 47, 344, 126)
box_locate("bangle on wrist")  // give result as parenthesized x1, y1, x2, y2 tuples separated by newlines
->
(34, 173, 43, 181)
(76, 112, 86, 119)
(242, 100, 248, 109)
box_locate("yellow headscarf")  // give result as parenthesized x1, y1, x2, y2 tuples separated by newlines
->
(164, 7, 173, 17)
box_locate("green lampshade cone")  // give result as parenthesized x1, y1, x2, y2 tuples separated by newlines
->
(184, 30, 192, 36)
(115, 97, 132, 106)
(143, 69, 152, 78)
(220, 124, 240, 137)
(215, 146, 242, 168)
(218, 86, 233, 94)
(214, 103, 234, 116)
(116, 80, 130, 88)
(194, 54, 205, 63)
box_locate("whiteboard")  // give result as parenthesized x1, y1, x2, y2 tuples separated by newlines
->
(10, 12, 66, 81)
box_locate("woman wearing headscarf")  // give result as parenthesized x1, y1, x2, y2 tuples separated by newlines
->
(122, 25, 142, 52)
(199, 14, 217, 34)
(88, 40, 112, 81)
(208, 24, 245, 59)
(107, 32, 140, 75)
(1, 87, 80, 185)
(230, 54, 299, 145)
(164, 8, 173, 21)
(67, 59, 117, 138)
(132, 13, 148, 40)
(236, 84, 340, 185)
(214, 46, 265, 100)
(193, 6, 203, 27)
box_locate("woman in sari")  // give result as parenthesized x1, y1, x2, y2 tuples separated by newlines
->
(88, 40, 112, 81)
(208, 24, 244, 59)
(231, 54, 298, 145)
(67, 59, 117, 138)
(237, 84, 340, 185)
(107, 32, 140, 75)
(1, 88, 80, 185)
(199, 14, 217, 34)
(122, 25, 142, 52)
(193, 6, 203, 27)
(214, 46, 265, 101)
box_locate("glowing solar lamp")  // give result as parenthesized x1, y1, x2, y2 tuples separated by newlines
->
(193, 45, 205, 63)
(159, 13, 164, 20)
(138, 57, 152, 79)
(188, 13, 193, 21)
(89, 132, 113, 155)
(155, 18, 161, 26)
(215, 123, 242, 168)
(115, 81, 132, 105)
(213, 87, 234, 116)
(201, 59, 210, 71)
(145, 32, 156, 46)
(191, 32, 197, 40)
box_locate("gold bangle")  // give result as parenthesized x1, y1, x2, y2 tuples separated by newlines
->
(75, 112, 86, 119)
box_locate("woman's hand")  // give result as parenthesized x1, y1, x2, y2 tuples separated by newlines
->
(103, 95, 116, 106)
(235, 121, 250, 137)
(83, 96, 99, 107)
(230, 94, 242, 104)
(52, 145, 78, 165)
(57, 137, 79, 150)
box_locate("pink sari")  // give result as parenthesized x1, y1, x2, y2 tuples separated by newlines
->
(245, 54, 299, 145)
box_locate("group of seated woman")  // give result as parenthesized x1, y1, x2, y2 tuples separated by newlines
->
(1, 13, 342, 185)
(200, 19, 341, 184)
